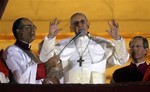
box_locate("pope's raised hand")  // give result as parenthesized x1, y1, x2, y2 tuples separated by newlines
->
(47, 18, 62, 38)
(106, 19, 121, 40)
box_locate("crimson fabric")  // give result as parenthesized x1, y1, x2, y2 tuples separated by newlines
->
(138, 63, 148, 74)
(0, 58, 9, 77)
(0, 49, 9, 78)
(36, 63, 46, 80)
(143, 65, 150, 81)
(113, 62, 148, 83)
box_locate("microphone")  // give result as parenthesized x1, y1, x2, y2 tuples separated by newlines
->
(72, 31, 83, 41)
(58, 31, 83, 56)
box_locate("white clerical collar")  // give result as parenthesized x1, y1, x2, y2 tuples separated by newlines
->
(74, 35, 88, 44)
(133, 61, 146, 67)
(76, 35, 89, 41)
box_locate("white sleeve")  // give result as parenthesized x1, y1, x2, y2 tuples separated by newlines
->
(39, 36, 56, 62)
(112, 37, 129, 65)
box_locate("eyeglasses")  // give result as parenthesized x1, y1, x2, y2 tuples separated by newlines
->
(71, 19, 86, 26)
(130, 45, 144, 49)
(19, 25, 37, 30)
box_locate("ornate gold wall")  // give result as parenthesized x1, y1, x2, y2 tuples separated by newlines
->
(0, 0, 150, 83)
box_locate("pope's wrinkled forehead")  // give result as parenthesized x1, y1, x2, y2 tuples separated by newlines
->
(70, 13, 88, 22)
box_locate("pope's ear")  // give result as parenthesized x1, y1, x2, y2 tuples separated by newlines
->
(86, 23, 89, 29)
(87, 21, 90, 29)
(70, 26, 74, 32)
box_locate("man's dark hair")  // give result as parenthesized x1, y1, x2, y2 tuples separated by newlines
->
(129, 36, 149, 49)
(12, 18, 25, 39)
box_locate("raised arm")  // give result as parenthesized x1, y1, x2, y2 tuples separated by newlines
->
(47, 18, 62, 38)
(106, 19, 121, 40)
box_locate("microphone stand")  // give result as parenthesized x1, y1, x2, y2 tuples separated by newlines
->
(58, 31, 83, 56)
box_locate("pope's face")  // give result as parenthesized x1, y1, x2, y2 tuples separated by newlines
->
(70, 14, 89, 36)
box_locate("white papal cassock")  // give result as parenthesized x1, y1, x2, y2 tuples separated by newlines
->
(40, 35, 129, 84)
